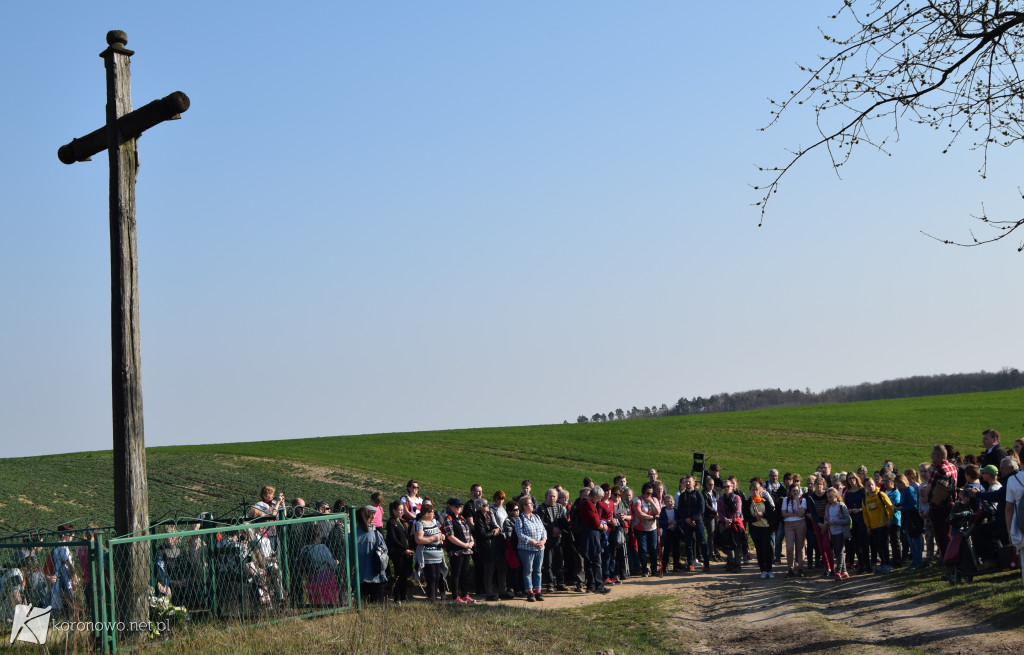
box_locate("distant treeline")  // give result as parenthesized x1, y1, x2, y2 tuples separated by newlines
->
(572, 367, 1024, 424)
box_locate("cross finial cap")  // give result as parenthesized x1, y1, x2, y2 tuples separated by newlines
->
(106, 30, 128, 47)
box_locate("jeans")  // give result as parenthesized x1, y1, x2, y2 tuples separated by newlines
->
(906, 529, 924, 567)
(681, 520, 709, 565)
(830, 532, 847, 573)
(635, 529, 658, 574)
(602, 534, 617, 579)
(519, 548, 543, 592)
(706, 517, 718, 559)
(585, 552, 604, 590)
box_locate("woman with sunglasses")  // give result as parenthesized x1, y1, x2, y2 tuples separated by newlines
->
(631, 482, 661, 577)
(717, 480, 744, 572)
(401, 480, 423, 518)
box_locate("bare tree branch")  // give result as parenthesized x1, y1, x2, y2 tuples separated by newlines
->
(757, 1, 1024, 249)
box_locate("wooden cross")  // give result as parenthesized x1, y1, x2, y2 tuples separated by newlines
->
(57, 29, 189, 635)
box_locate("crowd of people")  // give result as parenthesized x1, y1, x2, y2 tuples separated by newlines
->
(0, 522, 81, 623)
(3, 430, 1022, 625)
(343, 430, 1024, 603)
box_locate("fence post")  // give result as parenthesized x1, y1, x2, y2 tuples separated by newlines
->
(205, 532, 218, 617)
(149, 540, 158, 610)
(93, 533, 111, 654)
(348, 507, 360, 611)
(278, 522, 290, 607)
(238, 534, 246, 617)
(106, 540, 118, 654)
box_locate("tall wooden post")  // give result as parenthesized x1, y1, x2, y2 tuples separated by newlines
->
(58, 29, 190, 635)
(103, 30, 150, 633)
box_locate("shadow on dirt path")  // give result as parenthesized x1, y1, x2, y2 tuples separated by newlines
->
(508, 567, 1020, 654)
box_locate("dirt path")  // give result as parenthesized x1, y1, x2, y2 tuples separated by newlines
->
(508, 568, 1020, 654)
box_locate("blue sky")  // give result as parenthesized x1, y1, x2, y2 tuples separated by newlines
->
(2, 2, 1021, 458)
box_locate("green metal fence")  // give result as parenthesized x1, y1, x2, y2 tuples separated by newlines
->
(1, 535, 98, 651)
(1, 509, 360, 652)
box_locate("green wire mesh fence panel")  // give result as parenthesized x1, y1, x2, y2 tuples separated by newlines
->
(0, 534, 102, 651)
(101, 510, 357, 651)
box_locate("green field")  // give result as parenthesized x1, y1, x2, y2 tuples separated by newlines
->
(2, 389, 1021, 534)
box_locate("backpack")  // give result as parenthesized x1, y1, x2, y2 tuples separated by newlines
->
(371, 531, 389, 576)
(930, 470, 955, 505)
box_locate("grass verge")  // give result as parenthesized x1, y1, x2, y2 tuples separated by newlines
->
(142, 594, 683, 655)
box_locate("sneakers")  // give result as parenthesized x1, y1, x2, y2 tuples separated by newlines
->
(687, 564, 695, 572)
(876, 565, 891, 574)
(455, 596, 467, 604)
(703, 563, 710, 573)
(834, 572, 843, 581)
(555, 584, 569, 591)
(840, 571, 850, 579)
(767, 571, 775, 579)
(760, 572, 768, 579)
(786, 569, 796, 578)
(797, 568, 805, 577)
(534, 593, 544, 601)
(526, 592, 535, 602)
(463, 595, 476, 603)
(604, 578, 615, 585)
